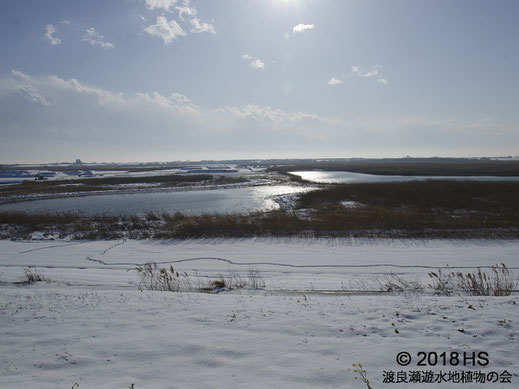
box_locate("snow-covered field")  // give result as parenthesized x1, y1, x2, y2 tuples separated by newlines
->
(1, 238, 518, 388)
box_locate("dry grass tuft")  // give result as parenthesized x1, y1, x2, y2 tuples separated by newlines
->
(136, 262, 265, 293)
(136, 263, 192, 292)
(20, 268, 48, 284)
(381, 273, 424, 293)
(428, 264, 517, 296)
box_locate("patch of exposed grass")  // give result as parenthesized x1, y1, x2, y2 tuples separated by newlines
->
(1, 180, 519, 239)
(294, 180, 519, 234)
(428, 264, 517, 296)
(1, 209, 519, 240)
(297, 180, 519, 213)
(136, 264, 193, 292)
(19, 268, 48, 284)
(136, 263, 265, 293)
(157, 211, 306, 238)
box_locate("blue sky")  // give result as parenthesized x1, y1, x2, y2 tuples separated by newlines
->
(1, 0, 518, 163)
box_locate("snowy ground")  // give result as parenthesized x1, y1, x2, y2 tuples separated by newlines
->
(1, 238, 518, 388)
(0, 165, 264, 187)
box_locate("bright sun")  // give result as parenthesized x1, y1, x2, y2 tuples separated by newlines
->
(271, 0, 299, 9)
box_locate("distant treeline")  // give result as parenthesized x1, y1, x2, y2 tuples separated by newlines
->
(269, 158, 519, 176)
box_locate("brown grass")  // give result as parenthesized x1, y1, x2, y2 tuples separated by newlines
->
(428, 264, 517, 296)
(1, 180, 518, 239)
(136, 263, 265, 292)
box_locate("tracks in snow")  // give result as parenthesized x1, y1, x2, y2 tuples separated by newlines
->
(9, 239, 519, 272)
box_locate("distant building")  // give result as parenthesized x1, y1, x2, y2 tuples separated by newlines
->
(75, 159, 82, 165)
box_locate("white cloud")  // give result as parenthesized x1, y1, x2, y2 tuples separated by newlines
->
(352, 65, 388, 85)
(60, 19, 71, 25)
(241, 54, 264, 70)
(144, 16, 186, 44)
(190, 17, 216, 34)
(293, 23, 314, 33)
(145, 0, 178, 12)
(327, 78, 343, 86)
(44, 24, 61, 45)
(82, 27, 115, 49)
(250, 59, 265, 69)
(144, 0, 216, 42)
(352, 64, 381, 78)
(176, 0, 197, 20)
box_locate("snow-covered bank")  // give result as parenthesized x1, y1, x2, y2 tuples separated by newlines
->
(1, 238, 518, 290)
(1, 238, 518, 388)
(1, 286, 517, 388)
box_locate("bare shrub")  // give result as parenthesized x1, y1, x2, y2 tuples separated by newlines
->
(20, 268, 47, 284)
(429, 264, 516, 296)
(136, 263, 191, 292)
(210, 278, 227, 289)
(213, 269, 265, 290)
(428, 269, 454, 296)
(224, 270, 246, 289)
(382, 273, 424, 293)
(453, 264, 516, 296)
(247, 268, 266, 289)
(136, 263, 265, 293)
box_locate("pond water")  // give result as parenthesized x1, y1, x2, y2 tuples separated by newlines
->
(290, 171, 519, 184)
(0, 185, 313, 216)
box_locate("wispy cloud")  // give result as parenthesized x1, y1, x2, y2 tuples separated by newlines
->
(10, 70, 52, 106)
(222, 104, 322, 126)
(82, 27, 115, 49)
(327, 77, 343, 86)
(136, 91, 200, 115)
(190, 17, 216, 34)
(144, 16, 186, 44)
(44, 24, 61, 45)
(293, 23, 314, 33)
(145, 0, 179, 12)
(241, 54, 264, 70)
(352, 65, 388, 85)
(7, 70, 196, 113)
(352, 65, 381, 78)
(2, 70, 516, 162)
(60, 19, 71, 25)
(176, 1, 197, 20)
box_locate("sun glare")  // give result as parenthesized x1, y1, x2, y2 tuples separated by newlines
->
(271, 0, 297, 6)
(269, 0, 300, 13)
